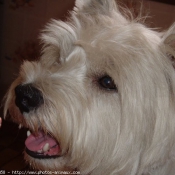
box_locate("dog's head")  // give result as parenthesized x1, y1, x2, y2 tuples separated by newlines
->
(4, 0, 175, 174)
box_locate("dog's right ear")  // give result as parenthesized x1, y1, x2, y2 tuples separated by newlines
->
(74, 0, 119, 16)
(162, 24, 175, 68)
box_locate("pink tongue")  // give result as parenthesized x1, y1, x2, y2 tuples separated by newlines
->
(25, 131, 60, 155)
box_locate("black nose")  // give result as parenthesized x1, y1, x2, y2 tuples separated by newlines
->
(15, 84, 43, 113)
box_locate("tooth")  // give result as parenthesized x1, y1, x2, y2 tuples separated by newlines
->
(27, 130, 31, 137)
(37, 150, 42, 153)
(43, 143, 50, 152)
(19, 124, 22, 129)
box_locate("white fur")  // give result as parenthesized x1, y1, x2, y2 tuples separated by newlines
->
(4, 0, 175, 174)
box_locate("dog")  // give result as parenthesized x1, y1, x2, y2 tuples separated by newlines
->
(3, 0, 175, 174)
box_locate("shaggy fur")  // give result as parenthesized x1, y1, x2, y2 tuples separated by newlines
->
(4, 0, 175, 174)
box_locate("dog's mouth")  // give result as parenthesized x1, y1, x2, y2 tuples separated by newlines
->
(25, 130, 61, 159)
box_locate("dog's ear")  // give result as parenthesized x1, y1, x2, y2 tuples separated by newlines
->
(75, 0, 118, 15)
(163, 24, 175, 68)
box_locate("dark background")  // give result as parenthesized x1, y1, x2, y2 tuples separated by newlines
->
(151, 0, 175, 5)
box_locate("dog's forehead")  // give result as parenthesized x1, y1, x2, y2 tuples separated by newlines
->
(41, 15, 162, 78)
(71, 22, 165, 84)
(79, 23, 159, 48)
(77, 22, 161, 63)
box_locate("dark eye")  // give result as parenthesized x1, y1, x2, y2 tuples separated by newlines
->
(99, 76, 117, 91)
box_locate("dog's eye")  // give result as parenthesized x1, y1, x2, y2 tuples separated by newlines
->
(99, 76, 117, 91)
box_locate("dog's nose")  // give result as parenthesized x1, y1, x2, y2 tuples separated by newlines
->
(15, 84, 43, 113)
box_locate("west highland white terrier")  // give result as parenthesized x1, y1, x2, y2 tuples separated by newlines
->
(3, 0, 175, 174)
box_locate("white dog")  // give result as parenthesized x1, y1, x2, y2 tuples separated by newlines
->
(4, 0, 175, 174)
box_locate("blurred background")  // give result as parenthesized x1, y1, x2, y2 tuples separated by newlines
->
(0, 0, 175, 172)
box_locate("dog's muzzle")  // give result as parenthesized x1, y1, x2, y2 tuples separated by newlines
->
(14, 84, 61, 159)
(15, 84, 43, 113)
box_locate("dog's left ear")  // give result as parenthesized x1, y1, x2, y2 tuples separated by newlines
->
(74, 0, 118, 16)
(162, 24, 175, 67)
